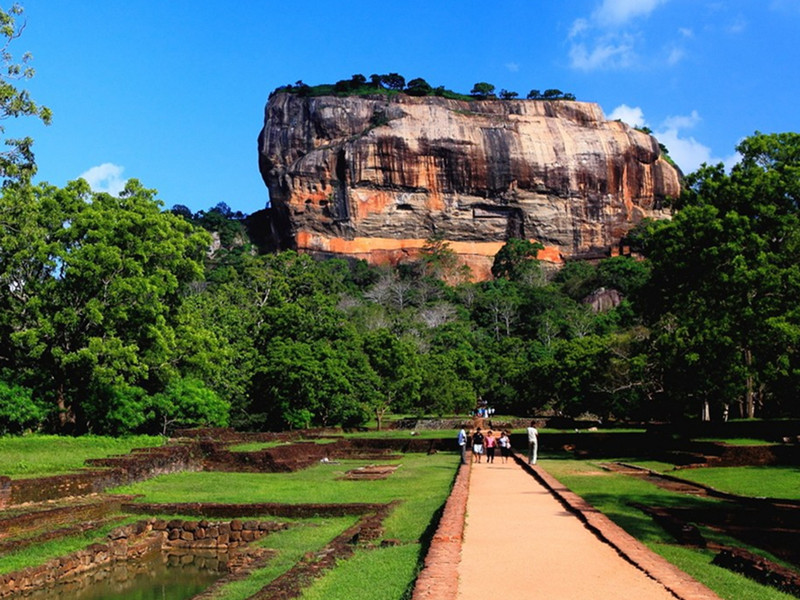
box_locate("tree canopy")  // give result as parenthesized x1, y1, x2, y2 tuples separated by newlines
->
(0, 4, 51, 184)
(271, 74, 575, 103)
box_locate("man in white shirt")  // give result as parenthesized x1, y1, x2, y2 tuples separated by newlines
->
(527, 420, 538, 465)
(457, 427, 468, 464)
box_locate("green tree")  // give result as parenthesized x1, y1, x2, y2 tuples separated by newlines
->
(420, 235, 472, 284)
(418, 352, 476, 416)
(491, 238, 544, 281)
(641, 132, 800, 419)
(596, 256, 651, 297)
(151, 377, 230, 436)
(470, 82, 496, 99)
(381, 73, 405, 90)
(0, 179, 211, 432)
(405, 77, 432, 96)
(0, 4, 51, 184)
(362, 329, 421, 429)
(551, 260, 598, 300)
(0, 378, 46, 433)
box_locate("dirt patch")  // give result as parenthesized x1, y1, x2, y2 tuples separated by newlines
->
(712, 546, 800, 598)
(344, 465, 399, 480)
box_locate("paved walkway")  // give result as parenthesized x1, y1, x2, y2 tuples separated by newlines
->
(456, 459, 688, 600)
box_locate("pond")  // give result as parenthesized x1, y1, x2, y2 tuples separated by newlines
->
(12, 550, 229, 600)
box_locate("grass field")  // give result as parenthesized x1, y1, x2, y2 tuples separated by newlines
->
(0, 435, 163, 478)
(669, 465, 800, 499)
(540, 452, 797, 600)
(112, 452, 459, 599)
(114, 453, 457, 543)
(2, 429, 797, 600)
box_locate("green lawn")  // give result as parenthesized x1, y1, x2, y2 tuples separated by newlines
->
(1, 448, 458, 600)
(114, 453, 457, 542)
(112, 452, 458, 599)
(693, 437, 775, 446)
(540, 453, 796, 600)
(0, 435, 163, 478)
(670, 465, 800, 500)
(214, 516, 360, 600)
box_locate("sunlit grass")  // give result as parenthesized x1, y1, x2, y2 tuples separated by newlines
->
(299, 544, 421, 600)
(693, 437, 775, 446)
(0, 435, 163, 478)
(113, 453, 457, 542)
(214, 516, 358, 600)
(671, 465, 800, 499)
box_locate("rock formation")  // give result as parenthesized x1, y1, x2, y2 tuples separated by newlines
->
(257, 92, 681, 279)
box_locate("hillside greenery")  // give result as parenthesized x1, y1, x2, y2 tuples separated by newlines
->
(2, 132, 800, 436)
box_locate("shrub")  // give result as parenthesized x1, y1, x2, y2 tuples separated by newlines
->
(0, 381, 47, 434)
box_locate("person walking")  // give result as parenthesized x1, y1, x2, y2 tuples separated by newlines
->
(527, 420, 539, 465)
(498, 430, 511, 463)
(458, 427, 468, 464)
(472, 427, 485, 463)
(485, 430, 497, 463)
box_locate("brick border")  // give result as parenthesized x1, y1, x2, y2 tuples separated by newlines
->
(410, 462, 470, 600)
(512, 453, 723, 600)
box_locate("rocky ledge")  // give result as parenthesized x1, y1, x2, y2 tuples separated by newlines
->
(258, 93, 681, 279)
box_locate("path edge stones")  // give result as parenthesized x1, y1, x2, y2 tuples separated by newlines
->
(410, 462, 471, 600)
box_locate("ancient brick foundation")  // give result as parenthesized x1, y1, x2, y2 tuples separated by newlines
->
(0, 518, 286, 598)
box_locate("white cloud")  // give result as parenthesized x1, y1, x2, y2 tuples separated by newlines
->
(606, 107, 737, 174)
(79, 163, 127, 196)
(653, 128, 713, 173)
(505, 62, 520, 72)
(569, 37, 635, 70)
(607, 104, 647, 127)
(666, 47, 685, 65)
(653, 111, 740, 173)
(569, 18, 590, 38)
(679, 27, 693, 38)
(592, 0, 669, 27)
(726, 17, 747, 34)
(661, 110, 701, 130)
(567, 0, 670, 70)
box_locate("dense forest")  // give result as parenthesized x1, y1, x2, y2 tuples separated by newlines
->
(1, 130, 800, 435)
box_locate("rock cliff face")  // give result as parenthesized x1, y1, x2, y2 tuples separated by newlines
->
(258, 93, 680, 279)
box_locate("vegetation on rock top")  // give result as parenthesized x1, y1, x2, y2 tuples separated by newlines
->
(270, 73, 575, 102)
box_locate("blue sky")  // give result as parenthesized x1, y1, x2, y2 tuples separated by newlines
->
(9, 0, 800, 215)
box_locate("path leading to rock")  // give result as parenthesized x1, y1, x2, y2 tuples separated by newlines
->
(456, 458, 714, 600)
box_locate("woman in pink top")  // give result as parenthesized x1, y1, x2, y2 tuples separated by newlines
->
(485, 430, 497, 463)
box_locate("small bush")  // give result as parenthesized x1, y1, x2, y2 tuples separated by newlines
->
(0, 381, 47, 434)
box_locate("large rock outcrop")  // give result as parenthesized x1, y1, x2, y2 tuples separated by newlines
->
(258, 93, 680, 279)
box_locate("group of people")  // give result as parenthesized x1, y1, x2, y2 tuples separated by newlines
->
(457, 421, 539, 465)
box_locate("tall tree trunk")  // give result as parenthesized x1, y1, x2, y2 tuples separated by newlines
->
(744, 348, 755, 418)
(701, 400, 710, 422)
(56, 384, 76, 431)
